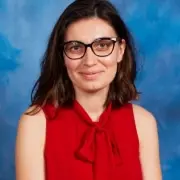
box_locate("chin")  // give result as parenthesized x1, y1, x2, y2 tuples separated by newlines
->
(81, 83, 109, 93)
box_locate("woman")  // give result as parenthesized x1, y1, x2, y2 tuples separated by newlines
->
(15, 0, 162, 179)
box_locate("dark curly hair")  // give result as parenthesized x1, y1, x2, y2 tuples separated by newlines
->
(27, 0, 139, 115)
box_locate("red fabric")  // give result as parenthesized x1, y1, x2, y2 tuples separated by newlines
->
(43, 101, 143, 180)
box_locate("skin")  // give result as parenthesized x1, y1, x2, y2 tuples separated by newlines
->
(15, 18, 162, 180)
(64, 18, 124, 94)
(64, 18, 125, 120)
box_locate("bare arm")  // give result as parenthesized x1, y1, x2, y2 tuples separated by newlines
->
(133, 104, 162, 180)
(15, 107, 46, 180)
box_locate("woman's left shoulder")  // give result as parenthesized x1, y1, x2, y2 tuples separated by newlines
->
(132, 104, 156, 122)
(131, 105, 162, 179)
(131, 104, 158, 141)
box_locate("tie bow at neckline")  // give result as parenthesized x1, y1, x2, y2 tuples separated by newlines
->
(74, 100, 122, 179)
(76, 125, 122, 165)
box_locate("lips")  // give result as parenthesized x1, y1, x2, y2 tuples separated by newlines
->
(81, 72, 99, 75)
(79, 71, 102, 80)
(80, 71, 102, 75)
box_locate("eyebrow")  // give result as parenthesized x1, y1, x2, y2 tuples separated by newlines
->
(64, 36, 118, 43)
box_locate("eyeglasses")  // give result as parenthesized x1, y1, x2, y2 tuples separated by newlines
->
(63, 37, 121, 60)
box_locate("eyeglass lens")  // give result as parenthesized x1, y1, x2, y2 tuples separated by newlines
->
(64, 38, 115, 59)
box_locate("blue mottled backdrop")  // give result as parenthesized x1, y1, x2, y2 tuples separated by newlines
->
(0, 0, 180, 179)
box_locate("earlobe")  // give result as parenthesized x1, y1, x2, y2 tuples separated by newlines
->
(117, 58, 122, 63)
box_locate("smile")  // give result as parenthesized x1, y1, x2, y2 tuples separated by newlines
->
(79, 71, 102, 80)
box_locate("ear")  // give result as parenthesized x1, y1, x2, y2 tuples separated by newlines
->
(117, 39, 126, 63)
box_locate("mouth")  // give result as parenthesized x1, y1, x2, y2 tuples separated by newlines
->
(79, 71, 103, 80)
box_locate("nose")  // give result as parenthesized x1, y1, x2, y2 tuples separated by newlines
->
(83, 47, 97, 66)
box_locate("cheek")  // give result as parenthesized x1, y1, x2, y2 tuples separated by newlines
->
(64, 58, 80, 72)
(102, 53, 119, 69)
(101, 55, 119, 79)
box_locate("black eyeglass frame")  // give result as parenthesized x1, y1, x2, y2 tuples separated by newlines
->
(62, 37, 121, 60)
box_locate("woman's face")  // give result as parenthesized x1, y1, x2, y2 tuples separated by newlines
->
(63, 18, 126, 93)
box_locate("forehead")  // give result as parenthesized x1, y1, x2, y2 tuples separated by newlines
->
(64, 18, 117, 43)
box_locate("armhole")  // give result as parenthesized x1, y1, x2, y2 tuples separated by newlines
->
(41, 105, 48, 161)
(41, 104, 57, 159)
(128, 103, 141, 151)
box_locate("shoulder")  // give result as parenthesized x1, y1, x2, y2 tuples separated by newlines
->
(132, 104, 159, 144)
(131, 104, 162, 179)
(15, 106, 46, 179)
(17, 105, 46, 132)
(16, 105, 46, 151)
(132, 103, 156, 124)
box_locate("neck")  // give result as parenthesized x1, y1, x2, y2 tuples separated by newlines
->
(75, 87, 109, 121)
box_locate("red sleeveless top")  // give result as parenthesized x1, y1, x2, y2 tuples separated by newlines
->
(43, 101, 143, 180)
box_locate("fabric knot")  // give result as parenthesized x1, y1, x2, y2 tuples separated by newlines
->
(73, 100, 123, 180)
(76, 126, 122, 165)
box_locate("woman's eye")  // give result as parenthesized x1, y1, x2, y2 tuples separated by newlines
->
(94, 40, 112, 50)
(69, 45, 84, 52)
(99, 43, 107, 48)
(71, 46, 80, 50)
